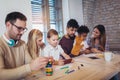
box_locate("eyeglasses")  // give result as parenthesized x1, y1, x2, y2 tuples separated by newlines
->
(11, 22, 28, 32)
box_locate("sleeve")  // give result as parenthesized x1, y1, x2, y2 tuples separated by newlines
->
(71, 37, 83, 55)
(59, 45, 64, 54)
(0, 47, 31, 80)
(59, 37, 69, 54)
(0, 48, 4, 69)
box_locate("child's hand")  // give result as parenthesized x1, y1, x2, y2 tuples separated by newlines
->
(91, 48, 102, 53)
(58, 60, 64, 65)
(80, 49, 90, 54)
(63, 58, 72, 64)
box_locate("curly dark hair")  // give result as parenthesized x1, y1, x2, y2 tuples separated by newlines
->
(67, 19, 79, 29)
(77, 25, 89, 34)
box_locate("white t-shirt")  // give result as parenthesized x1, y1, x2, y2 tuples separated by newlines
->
(43, 44, 64, 60)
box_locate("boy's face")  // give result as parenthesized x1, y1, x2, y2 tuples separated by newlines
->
(79, 33, 88, 40)
(66, 27, 77, 37)
(48, 35, 59, 47)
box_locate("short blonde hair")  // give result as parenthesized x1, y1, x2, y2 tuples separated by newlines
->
(47, 29, 58, 38)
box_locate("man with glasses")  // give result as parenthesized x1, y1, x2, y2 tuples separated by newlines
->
(10, 22, 28, 32)
(0, 12, 49, 80)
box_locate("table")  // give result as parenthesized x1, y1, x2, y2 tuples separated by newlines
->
(25, 53, 120, 80)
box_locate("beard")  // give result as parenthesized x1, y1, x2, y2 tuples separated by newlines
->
(17, 34, 22, 40)
(10, 34, 22, 41)
(68, 34, 75, 40)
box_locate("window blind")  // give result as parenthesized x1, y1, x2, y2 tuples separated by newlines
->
(31, 0, 43, 24)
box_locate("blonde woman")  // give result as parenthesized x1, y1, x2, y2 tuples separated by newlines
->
(27, 29, 45, 59)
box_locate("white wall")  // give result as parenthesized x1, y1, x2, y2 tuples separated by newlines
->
(0, 0, 32, 42)
(62, 0, 84, 33)
(0, 0, 84, 41)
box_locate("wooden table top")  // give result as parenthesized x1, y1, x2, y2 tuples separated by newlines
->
(25, 53, 120, 80)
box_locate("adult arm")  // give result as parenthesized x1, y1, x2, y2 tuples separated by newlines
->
(59, 45, 71, 59)
(0, 52, 31, 80)
(0, 49, 48, 80)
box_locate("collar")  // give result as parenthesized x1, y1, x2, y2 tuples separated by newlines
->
(48, 44, 58, 50)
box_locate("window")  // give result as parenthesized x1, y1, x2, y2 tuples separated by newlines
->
(31, 0, 63, 43)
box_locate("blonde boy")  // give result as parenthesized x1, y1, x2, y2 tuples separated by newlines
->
(43, 29, 71, 65)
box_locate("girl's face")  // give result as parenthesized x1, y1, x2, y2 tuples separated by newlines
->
(36, 37, 43, 48)
(48, 35, 59, 47)
(92, 28, 100, 38)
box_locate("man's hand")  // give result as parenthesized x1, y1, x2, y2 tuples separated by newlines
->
(30, 57, 49, 71)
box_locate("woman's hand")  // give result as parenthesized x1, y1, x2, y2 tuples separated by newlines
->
(91, 48, 102, 53)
